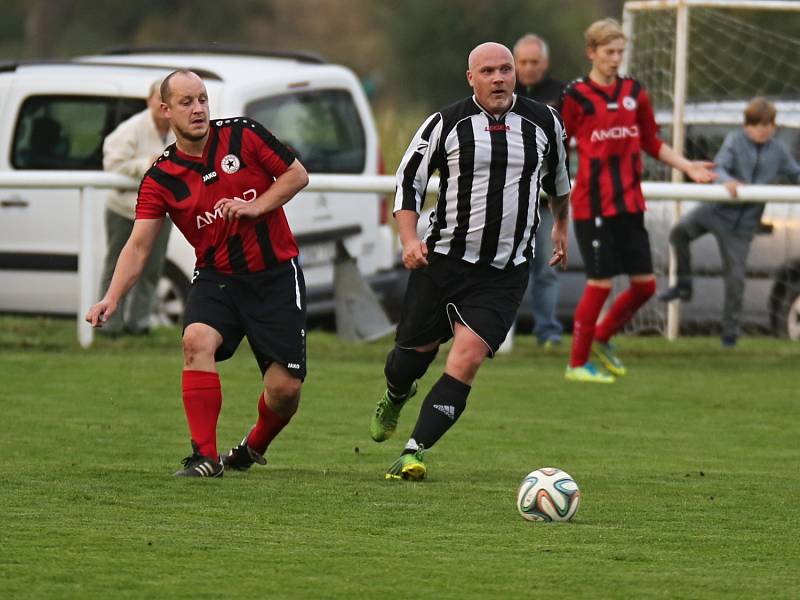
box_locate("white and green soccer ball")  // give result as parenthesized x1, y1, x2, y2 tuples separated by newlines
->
(516, 467, 581, 522)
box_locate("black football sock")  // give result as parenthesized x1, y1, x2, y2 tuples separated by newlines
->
(384, 346, 438, 404)
(403, 373, 470, 453)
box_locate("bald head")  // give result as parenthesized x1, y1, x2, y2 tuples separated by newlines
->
(159, 69, 210, 148)
(160, 69, 205, 105)
(466, 42, 515, 117)
(468, 42, 514, 71)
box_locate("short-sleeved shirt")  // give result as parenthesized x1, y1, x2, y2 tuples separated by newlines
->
(136, 117, 298, 274)
(561, 76, 663, 221)
(394, 94, 571, 270)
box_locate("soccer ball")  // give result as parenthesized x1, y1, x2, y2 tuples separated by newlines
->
(516, 467, 581, 522)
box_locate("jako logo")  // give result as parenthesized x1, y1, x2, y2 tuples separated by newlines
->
(590, 125, 639, 143)
(202, 171, 218, 183)
(196, 188, 257, 229)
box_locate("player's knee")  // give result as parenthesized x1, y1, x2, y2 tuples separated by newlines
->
(267, 377, 302, 404)
(451, 344, 487, 373)
(182, 328, 217, 363)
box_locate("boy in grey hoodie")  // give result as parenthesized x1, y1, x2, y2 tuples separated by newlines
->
(660, 97, 800, 346)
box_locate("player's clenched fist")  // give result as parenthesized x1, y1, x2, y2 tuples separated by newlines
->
(401, 239, 428, 270)
(214, 197, 261, 221)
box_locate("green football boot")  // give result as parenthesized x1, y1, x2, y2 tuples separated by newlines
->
(369, 381, 417, 443)
(564, 362, 615, 384)
(385, 447, 427, 481)
(592, 342, 627, 377)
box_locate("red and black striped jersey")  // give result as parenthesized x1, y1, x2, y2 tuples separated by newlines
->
(561, 76, 662, 221)
(136, 117, 298, 273)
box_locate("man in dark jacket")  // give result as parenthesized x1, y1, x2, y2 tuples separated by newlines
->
(513, 33, 567, 347)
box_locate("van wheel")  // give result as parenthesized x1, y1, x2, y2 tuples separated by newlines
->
(772, 277, 800, 341)
(153, 262, 190, 327)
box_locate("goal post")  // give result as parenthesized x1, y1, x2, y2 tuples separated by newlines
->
(621, 0, 800, 340)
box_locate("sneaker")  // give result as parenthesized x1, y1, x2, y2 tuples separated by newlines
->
(174, 441, 224, 477)
(564, 362, 615, 384)
(592, 342, 627, 377)
(385, 447, 427, 481)
(221, 429, 267, 471)
(658, 285, 692, 303)
(370, 381, 417, 443)
(539, 336, 562, 349)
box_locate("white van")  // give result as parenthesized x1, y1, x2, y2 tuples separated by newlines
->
(0, 47, 403, 324)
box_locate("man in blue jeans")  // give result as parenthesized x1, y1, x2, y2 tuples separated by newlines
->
(513, 33, 566, 346)
(529, 208, 563, 346)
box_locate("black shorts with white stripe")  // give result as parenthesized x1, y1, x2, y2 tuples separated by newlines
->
(183, 259, 307, 379)
(394, 253, 528, 357)
(573, 212, 653, 279)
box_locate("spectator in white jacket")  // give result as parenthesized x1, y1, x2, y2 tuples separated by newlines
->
(99, 80, 175, 336)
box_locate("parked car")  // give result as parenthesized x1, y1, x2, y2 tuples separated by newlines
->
(0, 46, 404, 325)
(515, 100, 800, 339)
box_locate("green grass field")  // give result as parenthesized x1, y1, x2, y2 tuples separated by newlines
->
(1, 316, 799, 599)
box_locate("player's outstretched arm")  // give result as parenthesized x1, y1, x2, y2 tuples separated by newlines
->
(548, 193, 570, 269)
(85, 218, 164, 327)
(657, 144, 717, 183)
(215, 159, 309, 221)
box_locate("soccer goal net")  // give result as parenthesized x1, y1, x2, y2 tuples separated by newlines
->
(620, 0, 800, 340)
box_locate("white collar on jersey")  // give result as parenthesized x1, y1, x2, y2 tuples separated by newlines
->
(472, 93, 517, 121)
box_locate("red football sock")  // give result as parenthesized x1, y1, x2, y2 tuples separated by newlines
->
(569, 284, 611, 367)
(247, 393, 292, 455)
(181, 370, 222, 460)
(595, 279, 656, 343)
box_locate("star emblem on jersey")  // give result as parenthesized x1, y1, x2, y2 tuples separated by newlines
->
(622, 96, 637, 111)
(220, 153, 240, 174)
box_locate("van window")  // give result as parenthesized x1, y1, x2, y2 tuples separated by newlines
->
(12, 95, 145, 170)
(245, 89, 366, 173)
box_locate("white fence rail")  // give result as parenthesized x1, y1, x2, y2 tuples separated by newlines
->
(1, 171, 800, 347)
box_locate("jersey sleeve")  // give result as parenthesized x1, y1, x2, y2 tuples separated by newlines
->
(394, 112, 443, 214)
(636, 86, 663, 158)
(243, 121, 297, 178)
(135, 171, 169, 220)
(541, 106, 572, 198)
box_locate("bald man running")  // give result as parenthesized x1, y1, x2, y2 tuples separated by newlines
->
(369, 42, 572, 480)
(87, 70, 310, 478)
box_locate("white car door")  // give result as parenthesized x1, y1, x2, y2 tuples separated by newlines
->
(0, 76, 138, 315)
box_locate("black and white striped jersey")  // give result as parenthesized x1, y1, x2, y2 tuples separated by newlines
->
(395, 94, 571, 269)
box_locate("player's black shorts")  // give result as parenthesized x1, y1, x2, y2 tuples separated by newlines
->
(574, 212, 653, 279)
(183, 258, 307, 380)
(395, 253, 529, 357)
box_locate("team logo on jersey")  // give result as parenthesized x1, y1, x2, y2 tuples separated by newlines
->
(220, 154, 241, 175)
(622, 96, 637, 111)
